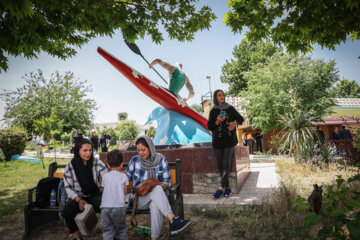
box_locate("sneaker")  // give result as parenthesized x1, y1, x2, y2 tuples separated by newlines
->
(212, 189, 223, 199)
(224, 188, 232, 197)
(170, 216, 191, 235)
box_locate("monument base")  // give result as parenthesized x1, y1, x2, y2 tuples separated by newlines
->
(100, 142, 250, 194)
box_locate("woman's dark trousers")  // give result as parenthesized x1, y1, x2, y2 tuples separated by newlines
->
(63, 192, 102, 233)
(214, 147, 235, 189)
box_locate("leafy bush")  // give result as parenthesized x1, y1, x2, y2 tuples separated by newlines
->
(147, 126, 156, 139)
(25, 141, 37, 151)
(61, 132, 72, 145)
(0, 126, 28, 160)
(300, 141, 339, 165)
(106, 128, 118, 146)
(116, 120, 139, 141)
(269, 133, 281, 154)
(278, 110, 316, 161)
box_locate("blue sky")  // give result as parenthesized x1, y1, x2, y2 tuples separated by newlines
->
(1, 0, 359, 127)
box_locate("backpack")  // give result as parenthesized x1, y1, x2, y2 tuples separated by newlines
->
(35, 177, 60, 208)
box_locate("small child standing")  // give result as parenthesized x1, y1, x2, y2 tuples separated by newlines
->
(101, 149, 129, 240)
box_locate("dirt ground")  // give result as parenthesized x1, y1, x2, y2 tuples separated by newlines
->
(0, 210, 243, 240)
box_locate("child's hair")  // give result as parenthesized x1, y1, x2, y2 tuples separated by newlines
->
(107, 149, 123, 167)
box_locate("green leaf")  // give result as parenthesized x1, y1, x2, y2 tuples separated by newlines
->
(347, 221, 360, 240)
(336, 177, 345, 188)
(294, 195, 307, 207)
(331, 208, 346, 217)
(346, 199, 360, 208)
(296, 204, 310, 212)
(304, 212, 322, 229)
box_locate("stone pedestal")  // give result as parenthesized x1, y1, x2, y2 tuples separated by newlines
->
(100, 143, 250, 194)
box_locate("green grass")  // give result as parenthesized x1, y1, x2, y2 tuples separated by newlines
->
(276, 158, 358, 197)
(0, 158, 70, 219)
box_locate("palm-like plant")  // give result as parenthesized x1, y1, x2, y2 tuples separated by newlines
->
(278, 110, 317, 161)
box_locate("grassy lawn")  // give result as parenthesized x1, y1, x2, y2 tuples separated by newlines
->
(1, 157, 358, 239)
(0, 158, 70, 219)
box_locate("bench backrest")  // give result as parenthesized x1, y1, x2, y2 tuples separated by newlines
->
(48, 159, 181, 192)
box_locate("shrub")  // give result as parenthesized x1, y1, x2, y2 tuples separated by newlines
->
(295, 175, 360, 239)
(61, 132, 72, 145)
(116, 120, 139, 141)
(0, 126, 28, 160)
(106, 128, 118, 146)
(147, 126, 156, 139)
(25, 141, 37, 151)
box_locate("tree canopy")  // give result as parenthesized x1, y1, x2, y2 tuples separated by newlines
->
(221, 40, 279, 95)
(225, 0, 360, 53)
(116, 119, 139, 141)
(330, 78, 360, 98)
(241, 51, 338, 131)
(190, 104, 203, 113)
(0, 69, 96, 134)
(1, 0, 216, 72)
(34, 110, 64, 142)
(118, 112, 128, 121)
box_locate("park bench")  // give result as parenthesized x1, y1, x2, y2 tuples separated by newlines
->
(23, 159, 184, 240)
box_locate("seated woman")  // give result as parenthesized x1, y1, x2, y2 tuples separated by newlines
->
(125, 135, 191, 239)
(63, 138, 108, 240)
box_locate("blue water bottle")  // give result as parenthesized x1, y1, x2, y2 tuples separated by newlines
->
(50, 189, 56, 208)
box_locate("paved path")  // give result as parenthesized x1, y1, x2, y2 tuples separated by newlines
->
(183, 162, 279, 212)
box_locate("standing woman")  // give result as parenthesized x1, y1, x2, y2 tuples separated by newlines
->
(63, 139, 108, 240)
(126, 135, 191, 240)
(208, 89, 244, 199)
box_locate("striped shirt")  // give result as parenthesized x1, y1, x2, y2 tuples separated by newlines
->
(125, 154, 171, 204)
(63, 158, 108, 200)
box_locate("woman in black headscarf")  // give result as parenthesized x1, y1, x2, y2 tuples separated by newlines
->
(207, 89, 244, 199)
(63, 138, 108, 240)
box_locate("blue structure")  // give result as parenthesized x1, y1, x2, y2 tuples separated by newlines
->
(146, 106, 212, 145)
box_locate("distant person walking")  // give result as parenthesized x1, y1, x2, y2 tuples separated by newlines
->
(340, 125, 353, 151)
(71, 129, 83, 154)
(149, 59, 194, 102)
(340, 126, 352, 142)
(242, 130, 248, 146)
(100, 131, 111, 153)
(314, 126, 325, 143)
(255, 132, 263, 153)
(332, 127, 341, 141)
(332, 127, 341, 153)
(207, 89, 244, 199)
(90, 129, 99, 154)
(247, 132, 255, 154)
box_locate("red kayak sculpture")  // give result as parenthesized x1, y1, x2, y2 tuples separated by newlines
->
(97, 47, 208, 130)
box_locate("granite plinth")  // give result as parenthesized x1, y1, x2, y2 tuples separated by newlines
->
(99, 143, 250, 194)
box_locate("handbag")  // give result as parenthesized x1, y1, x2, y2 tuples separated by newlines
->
(131, 178, 168, 226)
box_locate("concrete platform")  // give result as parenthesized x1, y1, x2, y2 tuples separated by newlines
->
(183, 162, 279, 212)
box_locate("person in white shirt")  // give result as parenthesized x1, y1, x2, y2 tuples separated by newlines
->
(100, 149, 129, 240)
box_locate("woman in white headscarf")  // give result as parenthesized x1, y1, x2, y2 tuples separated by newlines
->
(125, 135, 191, 239)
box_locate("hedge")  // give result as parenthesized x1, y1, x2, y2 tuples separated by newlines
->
(0, 127, 28, 160)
